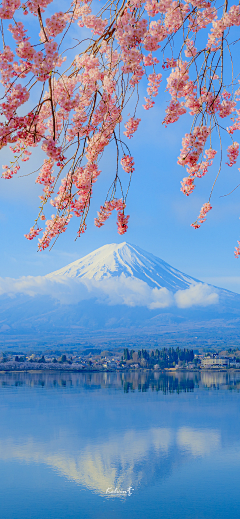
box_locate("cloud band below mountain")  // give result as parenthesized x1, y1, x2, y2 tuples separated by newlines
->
(0, 274, 219, 309)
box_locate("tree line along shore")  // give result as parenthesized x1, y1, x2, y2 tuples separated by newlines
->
(0, 347, 240, 372)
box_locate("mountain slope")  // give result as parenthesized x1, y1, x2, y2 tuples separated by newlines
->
(46, 242, 200, 291)
(1, 241, 240, 349)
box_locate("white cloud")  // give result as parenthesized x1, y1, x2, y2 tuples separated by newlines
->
(90, 275, 174, 308)
(0, 275, 219, 309)
(0, 276, 90, 305)
(174, 283, 219, 308)
(148, 287, 174, 309)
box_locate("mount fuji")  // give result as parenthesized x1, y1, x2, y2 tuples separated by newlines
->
(46, 242, 199, 291)
(0, 242, 240, 349)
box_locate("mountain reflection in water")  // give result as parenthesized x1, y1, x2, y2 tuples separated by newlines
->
(0, 370, 240, 519)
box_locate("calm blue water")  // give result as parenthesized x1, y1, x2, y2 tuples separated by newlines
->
(0, 371, 240, 519)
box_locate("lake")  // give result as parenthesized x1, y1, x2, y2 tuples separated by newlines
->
(0, 370, 240, 519)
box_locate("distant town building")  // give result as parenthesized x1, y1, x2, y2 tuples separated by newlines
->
(201, 357, 229, 368)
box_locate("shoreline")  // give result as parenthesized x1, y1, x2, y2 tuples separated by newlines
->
(1, 367, 240, 374)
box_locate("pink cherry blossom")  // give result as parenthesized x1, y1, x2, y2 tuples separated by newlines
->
(24, 226, 43, 240)
(123, 118, 141, 139)
(226, 142, 239, 167)
(0, 0, 239, 254)
(121, 155, 135, 173)
(191, 202, 212, 228)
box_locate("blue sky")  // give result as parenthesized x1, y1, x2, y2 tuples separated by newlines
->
(1, 2, 240, 294)
(1, 99, 240, 293)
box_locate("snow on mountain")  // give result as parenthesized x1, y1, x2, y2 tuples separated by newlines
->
(1, 242, 240, 348)
(46, 242, 200, 292)
(0, 242, 227, 310)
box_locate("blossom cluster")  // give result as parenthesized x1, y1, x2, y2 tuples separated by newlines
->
(191, 202, 212, 229)
(121, 155, 135, 174)
(94, 199, 129, 235)
(178, 127, 211, 196)
(123, 118, 141, 139)
(226, 142, 239, 167)
(0, 0, 239, 253)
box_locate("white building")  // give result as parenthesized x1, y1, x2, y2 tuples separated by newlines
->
(201, 357, 229, 368)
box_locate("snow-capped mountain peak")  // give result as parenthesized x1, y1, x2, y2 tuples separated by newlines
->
(2, 241, 240, 348)
(47, 242, 199, 291)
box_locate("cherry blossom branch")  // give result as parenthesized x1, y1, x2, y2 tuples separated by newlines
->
(0, 0, 239, 253)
